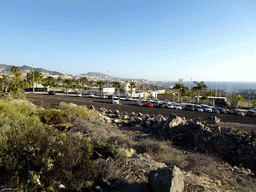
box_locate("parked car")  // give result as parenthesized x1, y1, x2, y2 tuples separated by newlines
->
(185, 104, 194, 111)
(157, 102, 165, 108)
(76, 92, 82, 97)
(248, 108, 256, 117)
(126, 96, 132, 101)
(194, 105, 204, 112)
(88, 93, 94, 98)
(173, 103, 182, 110)
(211, 107, 220, 114)
(154, 99, 159, 103)
(100, 94, 108, 99)
(48, 91, 56, 95)
(108, 95, 113, 99)
(233, 109, 248, 116)
(135, 99, 143, 106)
(166, 103, 175, 109)
(144, 102, 153, 108)
(217, 107, 227, 114)
(163, 99, 170, 104)
(112, 97, 120, 104)
(146, 98, 153, 103)
(202, 106, 212, 112)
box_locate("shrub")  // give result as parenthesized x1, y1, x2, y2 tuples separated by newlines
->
(38, 109, 64, 125)
(58, 102, 91, 119)
(0, 123, 96, 191)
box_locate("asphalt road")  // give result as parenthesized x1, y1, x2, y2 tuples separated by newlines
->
(25, 93, 256, 124)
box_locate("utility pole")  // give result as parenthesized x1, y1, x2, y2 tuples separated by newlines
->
(32, 64, 35, 92)
(107, 70, 108, 95)
(215, 83, 217, 97)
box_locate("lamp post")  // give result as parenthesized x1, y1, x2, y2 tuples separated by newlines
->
(32, 64, 35, 92)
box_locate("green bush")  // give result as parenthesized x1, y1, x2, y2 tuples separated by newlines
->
(38, 109, 64, 125)
(58, 102, 91, 119)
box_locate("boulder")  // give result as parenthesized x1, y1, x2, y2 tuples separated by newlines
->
(148, 166, 184, 192)
(163, 114, 186, 130)
(114, 110, 119, 114)
(207, 116, 220, 124)
(136, 117, 143, 125)
(113, 119, 122, 125)
(123, 114, 130, 120)
(144, 114, 150, 120)
(138, 112, 143, 117)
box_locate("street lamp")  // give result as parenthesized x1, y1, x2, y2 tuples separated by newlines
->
(32, 64, 35, 92)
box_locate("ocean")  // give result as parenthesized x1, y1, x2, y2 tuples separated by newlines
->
(162, 81, 256, 94)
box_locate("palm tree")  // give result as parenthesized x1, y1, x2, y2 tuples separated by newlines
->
(45, 76, 55, 91)
(27, 71, 44, 88)
(173, 82, 185, 102)
(89, 80, 94, 87)
(58, 76, 62, 83)
(63, 79, 72, 94)
(96, 80, 105, 95)
(128, 81, 136, 99)
(11, 66, 22, 89)
(112, 81, 120, 96)
(80, 77, 88, 91)
(192, 81, 207, 103)
(75, 79, 81, 92)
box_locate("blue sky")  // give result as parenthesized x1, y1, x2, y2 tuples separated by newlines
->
(1, 0, 256, 82)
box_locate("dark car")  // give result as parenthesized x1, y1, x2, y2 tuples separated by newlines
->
(217, 107, 227, 114)
(108, 95, 113, 99)
(185, 104, 194, 111)
(48, 91, 56, 95)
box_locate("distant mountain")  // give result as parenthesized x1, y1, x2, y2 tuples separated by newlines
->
(80, 72, 111, 77)
(0, 64, 63, 76)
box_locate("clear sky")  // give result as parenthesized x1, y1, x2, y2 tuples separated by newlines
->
(1, 0, 256, 82)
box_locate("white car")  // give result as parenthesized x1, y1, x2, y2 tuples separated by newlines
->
(202, 106, 212, 112)
(126, 96, 132, 101)
(166, 103, 175, 109)
(195, 105, 204, 112)
(112, 97, 120, 104)
(76, 92, 82, 97)
(100, 94, 107, 99)
(154, 99, 159, 103)
(163, 99, 170, 104)
(173, 103, 182, 110)
(88, 93, 94, 98)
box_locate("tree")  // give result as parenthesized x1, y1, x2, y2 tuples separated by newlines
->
(192, 81, 207, 103)
(11, 66, 22, 78)
(140, 84, 144, 90)
(112, 81, 120, 96)
(63, 79, 72, 94)
(11, 66, 22, 88)
(27, 71, 44, 88)
(128, 81, 136, 99)
(75, 79, 81, 91)
(79, 77, 88, 91)
(58, 76, 62, 83)
(235, 95, 244, 106)
(89, 80, 94, 87)
(96, 80, 105, 95)
(251, 101, 256, 108)
(45, 76, 55, 91)
(173, 82, 185, 102)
